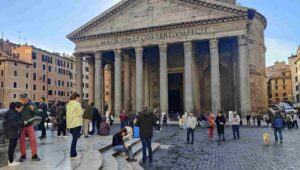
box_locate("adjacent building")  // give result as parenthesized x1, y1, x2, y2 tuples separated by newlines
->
(266, 61, 293, 104)
(289, 46, 300, 103)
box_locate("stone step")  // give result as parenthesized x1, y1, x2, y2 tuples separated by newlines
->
(130, 143, 160, 170)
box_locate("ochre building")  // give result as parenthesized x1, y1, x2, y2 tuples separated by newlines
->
(68, 0, 268, 116)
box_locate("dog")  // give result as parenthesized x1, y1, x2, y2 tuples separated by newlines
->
(263, 133, 270, 145)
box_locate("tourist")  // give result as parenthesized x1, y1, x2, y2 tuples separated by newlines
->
(98, 117, 110, 136)
(112, 128, 137, 162)
(185, 112, 197, 144)
(252, 113, 256, 126)
(19, 93, 41, 162)
(246, 113, 251, 126)
(162, 112, 168, 127)
(109, 112, 114, 126)
(4, 102, 25, 166)
(50, 100, 59, 132)
(82, 101, 92, 138)
(136, 107, 156, 167)
(293, 113, 299, 129)
(128, 112, 135, 129)
(91, 102, 101, 135)
(105, 110, 110, 124)
(272, 112, 284, 144)
(120, 110, 128, 129)
(199, 112, 207, 128)
(207, 112, 215, 140)
(178, 114, 183, 129)
(66, 92, 83, 159)
(257, 113, 261, 127)
(286, 114, 293, 129)
(230, 112, 241, 139)
(215, 111, 226, 141)
(56, 102, 67, 137)
(154, 110, 161, 132)
(39, 97, 48, 139)
(182, 112, 188, 130)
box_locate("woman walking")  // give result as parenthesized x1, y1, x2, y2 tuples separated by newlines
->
(4, 102, 25, 166)
(66, 93, 83, 159)
(215, 112, 226, 141)
(207, 113, 215, 140)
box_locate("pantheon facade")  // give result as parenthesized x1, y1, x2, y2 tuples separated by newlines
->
(67, 0, 268, 117)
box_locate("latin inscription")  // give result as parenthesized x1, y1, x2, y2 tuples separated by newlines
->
(99, 27, 208, 46)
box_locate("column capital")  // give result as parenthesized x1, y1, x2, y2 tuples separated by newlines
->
(209, 38, 219, 49)
(94, 51, 103, 60)
(114, 49, 122, 58)
(238, 35, 248, 46)
(159, 44, 168, 53)
(74, 53, 84, 60)
(183, 41, 193, 50)
(135, 47, 144, 57)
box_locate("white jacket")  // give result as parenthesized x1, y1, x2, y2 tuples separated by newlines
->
(230, 115, 240, 125)
(186, 116, 197, 129)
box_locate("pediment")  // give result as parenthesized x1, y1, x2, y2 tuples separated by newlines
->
(68, 0, 248, 40)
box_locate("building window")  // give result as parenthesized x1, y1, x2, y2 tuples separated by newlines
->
(32, 52, 37, 60)
(275, 93, 278, 97)
(54, 91, 57, 95)
(283, 85, 286, 90)
(33, 62, 36, 68)
(43, 75, 46, 82)
(33, 84, 36, 90)
(33, 94, 36, 101)
(1, 70, 3, 76)
(283, 79, 285, 84)
(48, 78, 51, 85)
(62, 81, 64, 87)
(58, 80, 61, 86)
(26, 84, 28, 89)
(296, 67, 298, 73)
(43, 86, 45, 91)
(33, 73, 36, 80)
(296, 77, 298, 82)
(13, 94, 17, 99)
(296, 85, 299, 91)
(48, 90, 53, 95)
(13, 82, 17, 88)
(48, 66, 51, 72)
(275, 86, 278, 90)
(14, 71, 17, 76)
(26, 73, 29, 78)
(0, 81, 3, 88)
(67, 92, 69, 96)
(14, 63, 17, 66)
(43, 64, 46, 70)
(283, 93, 287, 97)
(86, 93, 89, 98)
(85, 75, 89, 79)
(275, 80, 278, 84)
(85, 83, 89, 88)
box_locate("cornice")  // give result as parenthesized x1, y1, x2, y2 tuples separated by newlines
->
(71, 15, 248, 41)
(67, 0, 249, 41)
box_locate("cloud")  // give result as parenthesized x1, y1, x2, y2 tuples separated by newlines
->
(265, 37, 298, 67)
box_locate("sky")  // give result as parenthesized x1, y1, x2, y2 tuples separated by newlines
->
(0, 0, 299, 66)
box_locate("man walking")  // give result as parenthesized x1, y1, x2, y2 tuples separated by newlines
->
(272, 112, 284, 144)
(136, 107, 156, 167)
(90, 103, 100, 135)
(230, 112, 240, 139)
(119, 110, 128, 129)
(39, 97, 48, 139)
(19, 93, 41, 162)
(185, 112, 197, 144)
(82, 101, 92, 138)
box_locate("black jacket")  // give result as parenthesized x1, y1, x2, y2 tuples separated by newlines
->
(136, 111, 156, 139)
(4, 109, 24, 139)
(215, 115, 226, 128)
(112, 132, 124, 147)
(92, 107, 101, 121)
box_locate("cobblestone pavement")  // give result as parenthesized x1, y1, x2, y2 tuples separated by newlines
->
(147, 125, 300, 170)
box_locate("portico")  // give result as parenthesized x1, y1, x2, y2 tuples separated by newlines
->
(68, 0, 268, 117)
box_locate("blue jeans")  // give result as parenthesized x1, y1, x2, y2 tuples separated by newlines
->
(141, 138, 152, 163)
(70, 126, 81, 157)
(232, 125, 240, 139)
(121, 121, 127, 129)
(113, 145, 133, 158)
(92, 120, 98, 134)
(274, 128, 283, 141)
(187, 128, 195, 144)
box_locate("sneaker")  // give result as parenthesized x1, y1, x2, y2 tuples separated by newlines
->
(32, 155, 41, 161)
(84, 136, 89, 138)
(19, 156, 26, 162)
(139, 162, 147, 167)
(126, 158, 137, 162)
(8, 161, 20, 167)
(70, 155, 81, 159)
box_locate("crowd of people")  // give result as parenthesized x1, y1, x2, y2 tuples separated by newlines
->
(2, 92, 300, 167)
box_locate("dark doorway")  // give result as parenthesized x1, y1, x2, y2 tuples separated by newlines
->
(168, 73, 183, 116)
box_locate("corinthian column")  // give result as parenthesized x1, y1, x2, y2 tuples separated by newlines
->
(159, 44, 169, 114)
(94, 52, 103, 113)
(238, 35, 251, 117)
(184, 42, 194, 113)
(123, 54, 131, 112)
(209, 39, 221, 113)
(114, 49, 122, 116)
(135, 47, 144, 113)
(75, 53, 83, 100)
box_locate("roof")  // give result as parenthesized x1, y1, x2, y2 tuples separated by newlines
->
(0, 57, 32, 65)
(67, 0, 266, 41)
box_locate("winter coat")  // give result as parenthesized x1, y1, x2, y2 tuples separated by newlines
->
(56, 106, 66, 124)
(216, 115, 226, 132)
(20, 101, 39, 126)
(136, 111, 156, 139)
(82, 103, 92, 120)
(66, 100, 83, 129)
(39, 102, 48, 121)
(92, 107, 101, 122)
(4, 109, 24, 139)
(208, 115, 215, 128)
(99, 118, 110, 136)
(272, 114, 284, 128)
(112, 132, 124, 147)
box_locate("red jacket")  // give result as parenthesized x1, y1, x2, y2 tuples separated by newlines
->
(119, 112, 128, 122)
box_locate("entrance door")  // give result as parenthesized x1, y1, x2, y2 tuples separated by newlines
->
(168, 73, 183, 116)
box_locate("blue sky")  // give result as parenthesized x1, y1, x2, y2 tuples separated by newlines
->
(0, 0, 299, 66)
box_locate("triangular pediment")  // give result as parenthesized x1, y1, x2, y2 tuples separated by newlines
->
(68, 0, 248, 40)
